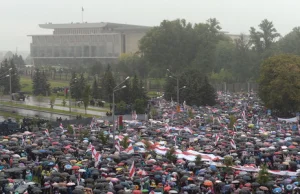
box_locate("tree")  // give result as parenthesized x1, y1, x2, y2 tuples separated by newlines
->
(117, 53, 148, 78)
(259, 54, 300, 116)
(83, 85, 91, 115)
(134, 99, 146, 114)
(165, 147, 177, 163)
(32, 69, 50, 96)
(11, 54, 26, 68)
(98, 131, 109, 145)
(116, 101, 126, 114)
(120, 136, 129, 149)
(250, 19, 280, 52)
(223, 155, 234, 175)
(0, 59, 20, 94)
(199, 76, 217, 106)
(49, 95, 56, 109)
(164, 69, 216, 106)
(101, 65, 115, 102)
(195, 155, 202, 166)
(91, 77, 100, 99)
(257, 164, 271, 185)
(130, 74, 140, 103)
(278, 27, 300, 55)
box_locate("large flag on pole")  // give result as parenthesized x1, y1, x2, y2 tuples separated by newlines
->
(230, 139, 237, 149)
(215, 134, 220, 146)
(129, 161, 135, 179)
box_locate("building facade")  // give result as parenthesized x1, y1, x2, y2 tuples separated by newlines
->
(28, 22, 151, 65)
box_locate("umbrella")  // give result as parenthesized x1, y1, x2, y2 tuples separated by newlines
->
(203, 180, 213, 187)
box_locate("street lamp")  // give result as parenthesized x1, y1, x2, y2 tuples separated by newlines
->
(167, 70, 179, 107)
(69, 78, 77, 112)
(112, 76, 130, 143)
(8, 68, 12, 101)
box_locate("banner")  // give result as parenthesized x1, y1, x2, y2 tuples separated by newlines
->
(278, 117, 298, 123)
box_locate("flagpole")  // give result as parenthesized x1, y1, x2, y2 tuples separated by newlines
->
(81, 7, 84, 23)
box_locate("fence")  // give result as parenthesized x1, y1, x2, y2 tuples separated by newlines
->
(212, 82, 259, 93)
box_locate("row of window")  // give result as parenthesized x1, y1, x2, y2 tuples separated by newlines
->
(53, 28, 114, 35)
(32, 34, 121, 45)
(31, 46, 120, 58)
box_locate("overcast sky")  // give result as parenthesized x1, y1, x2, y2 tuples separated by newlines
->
(1, 0, 299, 52)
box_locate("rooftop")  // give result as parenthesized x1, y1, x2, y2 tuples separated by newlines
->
(39, 22, 152, 30)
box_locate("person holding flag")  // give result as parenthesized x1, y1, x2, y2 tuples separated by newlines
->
(129, 161, 135, 179)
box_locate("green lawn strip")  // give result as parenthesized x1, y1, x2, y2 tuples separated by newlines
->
(54, 104, 109, 112)
(0, 111, 24, 120)
(0, 101, 97, 117)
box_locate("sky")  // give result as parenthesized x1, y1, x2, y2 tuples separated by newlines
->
(1, 0, 299, 52)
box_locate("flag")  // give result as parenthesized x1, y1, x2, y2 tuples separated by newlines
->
(86, 142, 93, 152)
(242, 111, 246, 121)
(115, 140, 121, 152)
(215, 134, 220, 146)
(129, 161, 136, 179)
(77, 172, 80, 185)
(124, 144, 134, 154)
(53, 164, 59, 172)
(230, 139, 237, 149)
(59, 123, 64, 129)
(173, 136, 177, 145)
(21, 136, 25, 146)
(94, 152, 101, 167)
(132, 111, 137, 120)
(45, 129, 49, 136)
(90, 117, 95, 129)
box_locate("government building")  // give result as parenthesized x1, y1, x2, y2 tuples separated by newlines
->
(28, 22, 151, 65)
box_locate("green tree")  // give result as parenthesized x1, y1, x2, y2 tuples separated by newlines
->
(101, 65, 115, 102)
(257, 164, 271, 185)
(62, 98, 67, 106)
(120, 136, 129, 149)
(165, 147, 177, 163)
(91, 77, 100, 99)
(164, 69, 216, 106)
(130, 74, 140, 103)
(82, 85, 91, 115)
(134, 99, 145, 114)
(139, 19, 196, 72)
(116, 100, 126, 114)
(278, 27, 300, 55)
(195, 155, 202, 166)
(98, 131, 109, 145)
(49, 95, 56, 109)
(0, 59, 21, 94)
(199, 76, 217, 106)
(223, 155, 234, 175)
(228, 115, 237, 129)
(11, 54, 26, 68)
(32, 69, 50, 96)
(259, 54, 300, 115)
(117, 53, 148, 78)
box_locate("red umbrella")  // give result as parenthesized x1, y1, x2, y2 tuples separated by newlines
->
(72, 166, 80, 170)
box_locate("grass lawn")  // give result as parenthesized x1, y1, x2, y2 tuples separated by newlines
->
(0, 101, 97, 118)
(54, 103, 109, 112)
(0, 111, 24, 120)
(20, 76, 69, 94)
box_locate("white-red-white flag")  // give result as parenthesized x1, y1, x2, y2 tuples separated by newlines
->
(59, 123, 64, 129)
(129, 161, 135, 179)
(124, 144, 134, 154)
(173, 136, 177, 145)
(45, 129, 50, 136)
(230, 139, 237, 149)
(215, 134, 220, 146)
(115, 140, 121, 152)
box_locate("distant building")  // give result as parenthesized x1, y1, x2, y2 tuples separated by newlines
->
(28, 22, 151, 65)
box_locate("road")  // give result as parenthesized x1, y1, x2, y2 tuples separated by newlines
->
(0, 96, 107, 116)
(0, 106, 75, 121)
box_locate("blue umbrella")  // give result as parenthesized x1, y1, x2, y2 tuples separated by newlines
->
(65, 164, 72, 170)
(272, 187, 282, 193)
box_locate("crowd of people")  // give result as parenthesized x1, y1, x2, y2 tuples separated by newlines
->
(0, 93, 299, 193)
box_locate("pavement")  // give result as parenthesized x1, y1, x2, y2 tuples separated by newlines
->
(0, 96, 107, 116)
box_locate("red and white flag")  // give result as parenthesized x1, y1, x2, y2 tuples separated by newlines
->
(215, 134, 220, 146)
(129, 161, 136, 179)
(230, 139, 237, 149)
(59, 123, 64, 129)
(124, 144, 134, 154)
(242, 111, 246, 121)
(53, 164, 59, 172)
(173, 136, 177, 145)
(45, 129, 50, 136)
(115, 140, 121, 152)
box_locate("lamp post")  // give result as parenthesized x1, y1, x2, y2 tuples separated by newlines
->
(8, 68, 12, 101)
(167, 69, 180, 106)
(112, 76, 130, 144)
(69, 78, 77, 112)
